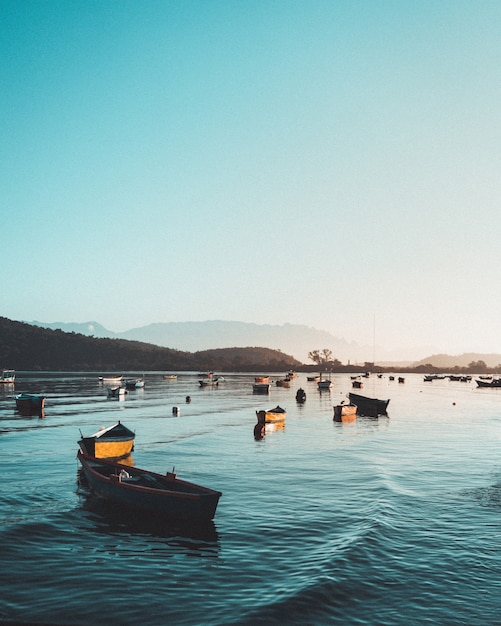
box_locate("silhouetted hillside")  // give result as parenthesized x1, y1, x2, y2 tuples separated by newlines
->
(0, 317, 301, 371)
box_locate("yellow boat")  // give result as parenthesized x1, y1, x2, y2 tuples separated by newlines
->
(333, 403, 357, 422)
(256, 405, 287, 423)
(78, 421, 135, 460)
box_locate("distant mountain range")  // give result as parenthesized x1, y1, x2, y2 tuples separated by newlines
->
(22, 320, 501, 369)
(29, 320, 379, 364)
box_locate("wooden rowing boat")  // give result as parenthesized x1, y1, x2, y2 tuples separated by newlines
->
(77, 451, 222, 521)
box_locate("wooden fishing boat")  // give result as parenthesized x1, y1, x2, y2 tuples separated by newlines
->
(333, 402, 357, 422)
(99, 375, 123, 384)
(307, 375, 320, 382)
(256, 405, 286, 423)
(476, 378, 501, 388)
(77, 451, 222, 521)
(78, 421, 135, 459)
(352, 379, 363, 389)
(348, 392, 389, 417)
(0, 369, 15, 384)
(15, 393, 45, 413)
(163, 374, 178, 380)
(254, 376, 270, 384)
(253, 383, 270, 394)
(317, 379, 332, 390)
(125, 378, 145, 390)
(275, 378, 291, 388)
(199, 372, 224, 387)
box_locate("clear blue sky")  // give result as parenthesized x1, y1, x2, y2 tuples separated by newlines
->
(2, 0, 501, 358)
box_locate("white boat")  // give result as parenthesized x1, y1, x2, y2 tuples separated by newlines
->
(0, 369, 15, 384)
(99, 375, 123, 384)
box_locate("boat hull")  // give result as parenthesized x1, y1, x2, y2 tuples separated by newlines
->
(348, 392, 389, 417)
(77, 451, 221, 521)
(256, 406, 287, 423)
(253, 383, 270, 394)
(333, 404, 357, 422)
(15, 394, 45, 413)
(476, 378, 501, 388)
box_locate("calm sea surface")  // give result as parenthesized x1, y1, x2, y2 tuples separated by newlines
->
(1, 372, 501, 625)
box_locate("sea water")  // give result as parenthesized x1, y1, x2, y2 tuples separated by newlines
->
(0, 372, 500, 625)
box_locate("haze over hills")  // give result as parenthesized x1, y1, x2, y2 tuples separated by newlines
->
(31, 319, 428, 364)
(23, 320, 501, 368)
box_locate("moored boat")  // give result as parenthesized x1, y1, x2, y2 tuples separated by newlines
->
(348, 392, 389, 417)
(256, 405, 286, 423)
(77, 451, 222, 521)
(125, 378, 145, 390)
(15, 393, 45, 413)
(78, 421, 135, 459)
(295, 388, 306, 403)
(199, 372, 224, 387)
(99, 375, 123, 384)
(476, 378, 501, 388)
(0, 369, 15, 384)
(275, 378, 291, 388)
(333, 402, 357, 422)
(317, 379, 332, 390)
(254, 375, 270, 384)
(107, 386, 126, 398)
(253, 383, 270, 394)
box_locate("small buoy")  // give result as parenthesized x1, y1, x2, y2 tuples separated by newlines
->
(452, 402, 456, 406)
(185, 395, 191, 403)
(172, 406, 180, 416)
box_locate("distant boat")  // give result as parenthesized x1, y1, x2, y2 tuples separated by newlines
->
(99, 375, 123, 384)
(256, 405, 286, 423)
(0, 369, 15, 384)
(333, 402, 357, 422)
(199, 372, 224, 387)
(317, 375, 332, 390)
(15, 393, 45, 413)
(398, 377, 405, 384)
(77, 451, 222, 522)
(275, 378, 291, 388)
(253, 383, 270, 394)
(352, 379, 363, 389)
(307, 375, 320, 382)
(476, 378, 501, 388)
(163, 375, 178, 380)
(254, 376, 270, 384)
(348, 392, 389, 417)
(125, 378, 145, 390)
(78, 421, 135, 460)
(295, 388, 306, 403)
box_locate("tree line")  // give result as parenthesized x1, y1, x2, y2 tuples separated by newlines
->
(0, 317, 301, 372)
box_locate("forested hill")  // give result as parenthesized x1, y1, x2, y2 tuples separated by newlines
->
(0, 317, 301, 372)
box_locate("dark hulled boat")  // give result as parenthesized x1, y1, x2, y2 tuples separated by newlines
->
(77, 451, 222, 522)
(348, 392, 390, 417)
(15, 393, 45, 414)
(476, 378, 501, 388)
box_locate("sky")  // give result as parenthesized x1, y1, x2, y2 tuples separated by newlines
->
(2, 0, 501, 360)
